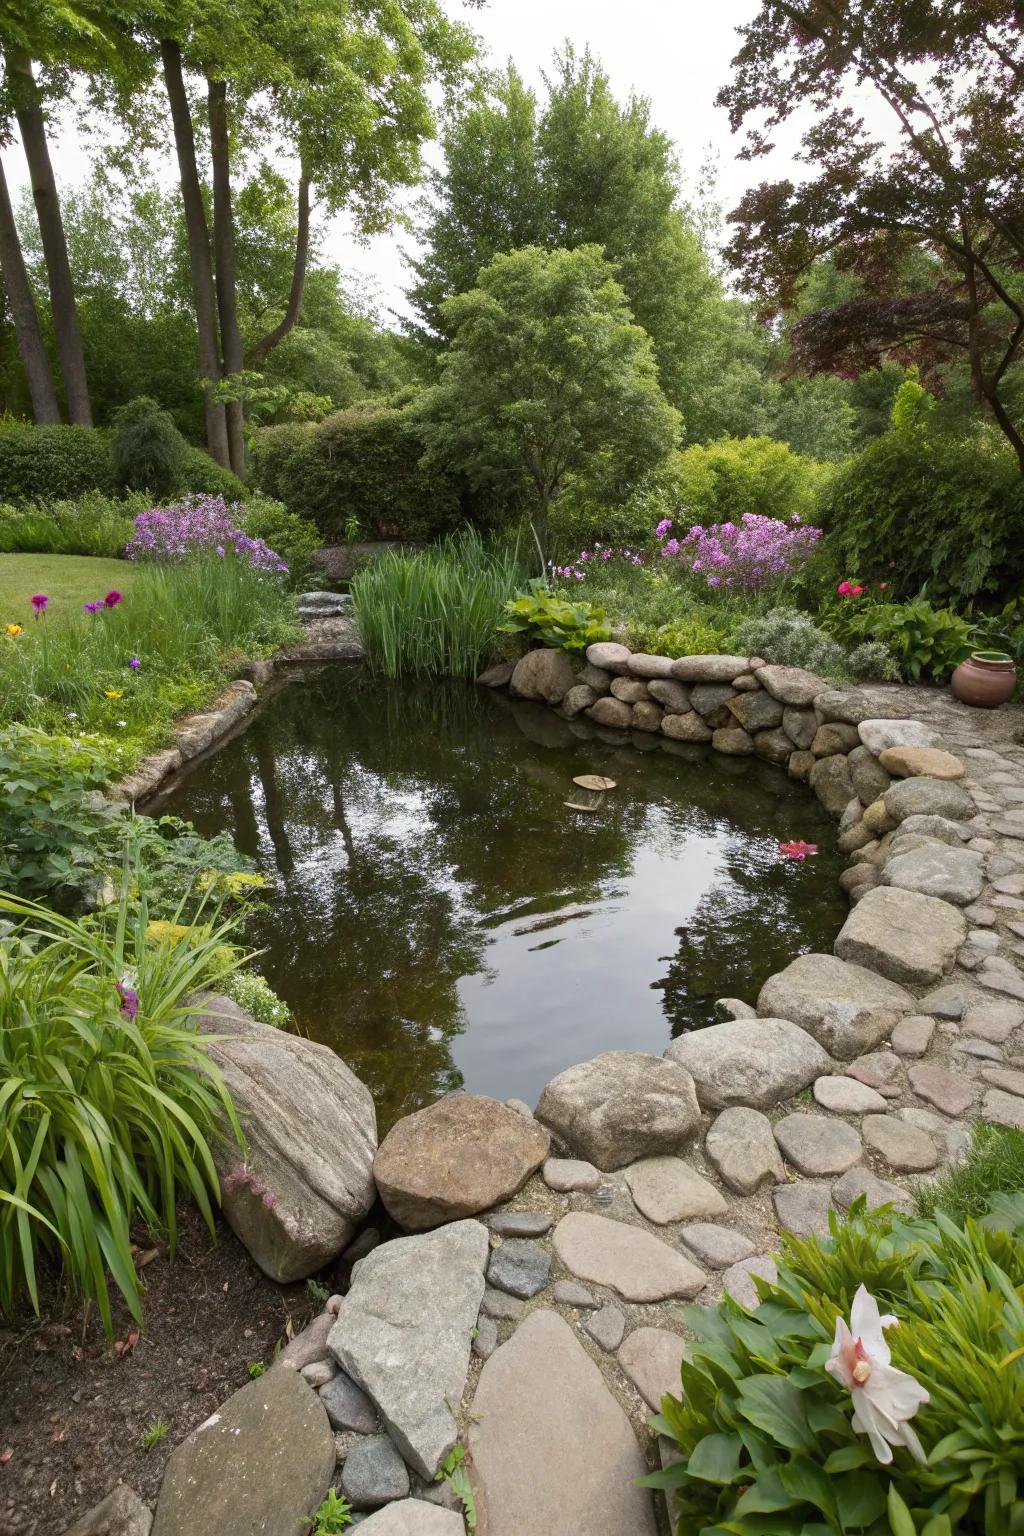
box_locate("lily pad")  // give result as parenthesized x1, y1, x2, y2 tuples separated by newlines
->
(573, 775, 617, 792)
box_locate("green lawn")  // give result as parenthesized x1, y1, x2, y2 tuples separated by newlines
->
(0, 553, 139, 630)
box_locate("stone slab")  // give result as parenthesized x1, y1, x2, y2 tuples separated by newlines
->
(552, 1212, 706, 1301)
(623, 1157, 727, 1224)
(617, 1328, 687, 1411)
(834, 886, 967, 986)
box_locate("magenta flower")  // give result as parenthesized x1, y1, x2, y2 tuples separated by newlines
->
(30, 593, 48, 617)
(83, 601, 103, 613)
(129, 656, 141, 670)
(779, 840, 818, 861)
(115, 980, 139, 1020)
(104, 590, 122, 608)
(655, 518, 673, 538)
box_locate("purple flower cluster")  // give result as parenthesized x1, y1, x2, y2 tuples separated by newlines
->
(549, 546, 645, 582)
(125, 496, 288, 575)
(658, 514, 820, 591)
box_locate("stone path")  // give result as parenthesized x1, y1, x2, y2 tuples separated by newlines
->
(80, 678, 1024, 1536)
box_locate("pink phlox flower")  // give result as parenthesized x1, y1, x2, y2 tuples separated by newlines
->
(655, 518, 673, 538)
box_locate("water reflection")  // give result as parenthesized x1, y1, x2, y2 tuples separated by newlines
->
(157, 670, 845, 1128)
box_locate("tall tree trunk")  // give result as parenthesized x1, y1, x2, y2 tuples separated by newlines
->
(247, 172, 310, 365)
(160, 38, 231, 469)
(0, 148, 60, 423)
(7, 51, 91, 425)
(206, 75, 246, 477)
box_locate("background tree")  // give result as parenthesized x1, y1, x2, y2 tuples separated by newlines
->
(418, 244, 680, 534)
(409, 49, 749, 438)
(718, 0, 1024, 469)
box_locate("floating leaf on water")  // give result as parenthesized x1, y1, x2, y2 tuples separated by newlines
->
(563, 799, 601, 812)
(572, 775, 617, 792)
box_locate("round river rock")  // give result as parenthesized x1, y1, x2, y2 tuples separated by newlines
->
(535, 1050, 701, 1171)
(373, 1094, 549, 1231)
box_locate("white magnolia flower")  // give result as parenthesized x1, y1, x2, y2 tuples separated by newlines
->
(825, 1284, 929, 1465)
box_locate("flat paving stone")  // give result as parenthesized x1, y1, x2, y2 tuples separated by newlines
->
(357, 1505, 464, 1534)
(908, 1063, 976, 1117)
(890, 1016, 936, 1057)
(813, 1076, 887, 1113)
(552, 1212, 706, 1301)
(623, 1157, 727, 1224)
(963, 1000, 1024, 1042)
(473, 1315, 498, 1359)
(774, 1114, 863, 1176)
(486, 1211, 553, 1237)
(543, 1158, 602, 1192)
(480, 1287, 525, 1321)
(918, 984, 969, 1019)
(773, 1181, 833, 1237)
(552, 1280, 598, 1309)
(584, 1303, 626, 1352)
(341, 1434, 410, 1509)
(617, 1328, 687, 1410)
(319, 1371, 378, 1434)
(705, 1107, 785, 1194)
(721, 1253, 779, 1310)
(487, 1238, 551, 1299)
(845, 1050, 906, 1097)
(835, 886, 967, 987)
(862, 1115, 939, 1172)
(983, 1088, 1024, 1127)
(980, 1065, 1024, 1098)
(832, 1166, 911, 1212)
(955, 1036, 1003, 1060)
(678, 1223, 756, 1270)
(467, 1310, 657, 1536)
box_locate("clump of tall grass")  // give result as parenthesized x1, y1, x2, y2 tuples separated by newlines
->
(0, 872, 246, 1332)
(0, 554, 299, 749)
(351, 529, 528, 677)
(914, 1122, 1024, 1225)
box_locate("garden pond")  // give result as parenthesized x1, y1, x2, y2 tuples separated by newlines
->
(157, 668, 847, 1128)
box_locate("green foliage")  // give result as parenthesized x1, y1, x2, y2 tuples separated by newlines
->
(250, 402, 464, 541)
(0, 877, 245, 1333)
(178, 446, 248, 501)
(731, 606, 846, 677)
(650, 1199, 1024, 1535)
(111, 397, 188, 499)
(352, 530, 527, 677)
(0, 491, 141, 557)
(140, 1420, 170, 1451)
(501, 580, 611, 653)
(673, 436, 827, 528)
(914, 1124, 1024, 1226)
(309, 1490, 354, 1534)
(967, 595, 1024, 670)
(221, 969, 291, 1029)
(827, 597, 974, 682)
(846, 640, 901, 682)
(234, 497, 322, 589)
(419, 244, 680, 526)
(0, 423, 115, 503)
(247, 1361, 266, 1378)
(436, 1444, 476, 1532)
(822, 425, 1024, 603)
(626, 612, 734, 658)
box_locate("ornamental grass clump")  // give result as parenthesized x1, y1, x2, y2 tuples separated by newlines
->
(647, 1197, 1024, 1535)
(0, 871, 247, 1333)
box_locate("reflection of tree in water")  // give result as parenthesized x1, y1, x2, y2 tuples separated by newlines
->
(655, 837, 849, 1033)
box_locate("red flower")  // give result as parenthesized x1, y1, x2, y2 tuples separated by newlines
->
(104, 590, 123, 608)
(779, 840, 818, 861)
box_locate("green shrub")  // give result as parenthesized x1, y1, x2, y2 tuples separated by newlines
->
(826, 596, 974, 682)
(112, 397, 188, 498)
(501, 580, 612, 653)
(221, 968, 291, 1028)
(625, 612, 733, 657)
(549, 460, 682, 554)
(352, 529, 527, 676)
(914, 1123, 1024, 1225)
(673, 437, 829, 527)
(235, 496, 322, 589)
(847, 640, 901, 682)
(0, 877, 245, 1332)
(822, 425, 1024, 602)
(731, 605, 847, 676)
(650, 1198, 1024, 1535)
(251, 400, 464, 541)
(0, 490, 142, 557)
(179, 444, 247, 500)
(0, 422, 115, 502)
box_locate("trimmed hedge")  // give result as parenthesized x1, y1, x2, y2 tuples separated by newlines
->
(0, 421, 246, 506)
(250, 401, 465, 541)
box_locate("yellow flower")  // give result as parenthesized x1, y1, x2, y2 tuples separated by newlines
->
(103, 688, 124, 699)
(5, 623, 22, 636)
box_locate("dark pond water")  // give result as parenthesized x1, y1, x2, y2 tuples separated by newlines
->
(157, 669, 847, 1129)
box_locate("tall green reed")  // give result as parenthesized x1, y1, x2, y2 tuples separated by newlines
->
(351, 529, 528, 677)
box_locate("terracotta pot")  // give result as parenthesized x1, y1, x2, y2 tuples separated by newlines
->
(950, 651, 1016, 708)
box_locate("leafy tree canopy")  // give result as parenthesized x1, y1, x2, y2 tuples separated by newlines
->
(417, 243, 681, 526)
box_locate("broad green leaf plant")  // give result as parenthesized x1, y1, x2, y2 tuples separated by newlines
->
(501, 578, 612, 653)
(645, 1198, 1024, 1535)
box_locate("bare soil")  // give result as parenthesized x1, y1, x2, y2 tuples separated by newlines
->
(0, 1206, 314, 1536)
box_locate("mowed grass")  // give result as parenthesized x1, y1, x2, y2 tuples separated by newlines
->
(0, 553, 139, 629)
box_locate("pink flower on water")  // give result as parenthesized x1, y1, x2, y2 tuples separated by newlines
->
(778, 840, 818, 860)
(104, 590, 122, 608)
(826, 1285, 929, 1465)
(30, 593, 48, 617)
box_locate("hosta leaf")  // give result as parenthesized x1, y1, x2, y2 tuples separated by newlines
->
(737, 1375, 816, 1454)
(887, 1484, 916, 1536)
(824, 1445, 874, 1474)
(686, 1433, 744, 1485)
(833, 1469, 887, 1529)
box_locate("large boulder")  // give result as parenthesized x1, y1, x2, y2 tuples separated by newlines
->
(727, 691, 784, 732)
(151, 1368, 334, 1536)
(881, 845, 985, 905)
(756, 665, 828, 706)
(834, 886, 967, 986)
(373, 1094, 549, 1231)
(627, 652, 677, 680)
(670, 654, 750, 683)
(858, 719, 940, 754)
(664, 1019, 831, 1110)
(661, 710, 713, 742)
(585, 641, 632, 674)
(509, 648, 576, 704)
(878, 746, 965, 780)
(197, 998, 376, 1283)
(328, 1220, 488, 1479)
(756, 954, 914, 1059)
(535, 1050, 701, 1171)
(810, 754, 856, 817)
(468, 1310, 657, 1536)
(814, 689, 874, 726)
(884, 776, 975, 823)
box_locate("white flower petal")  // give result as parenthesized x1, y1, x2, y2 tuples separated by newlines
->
(851, 1399, 895, 1465)
(862, 1361, 930, 1421)
(851, 1284, 892, 1365)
